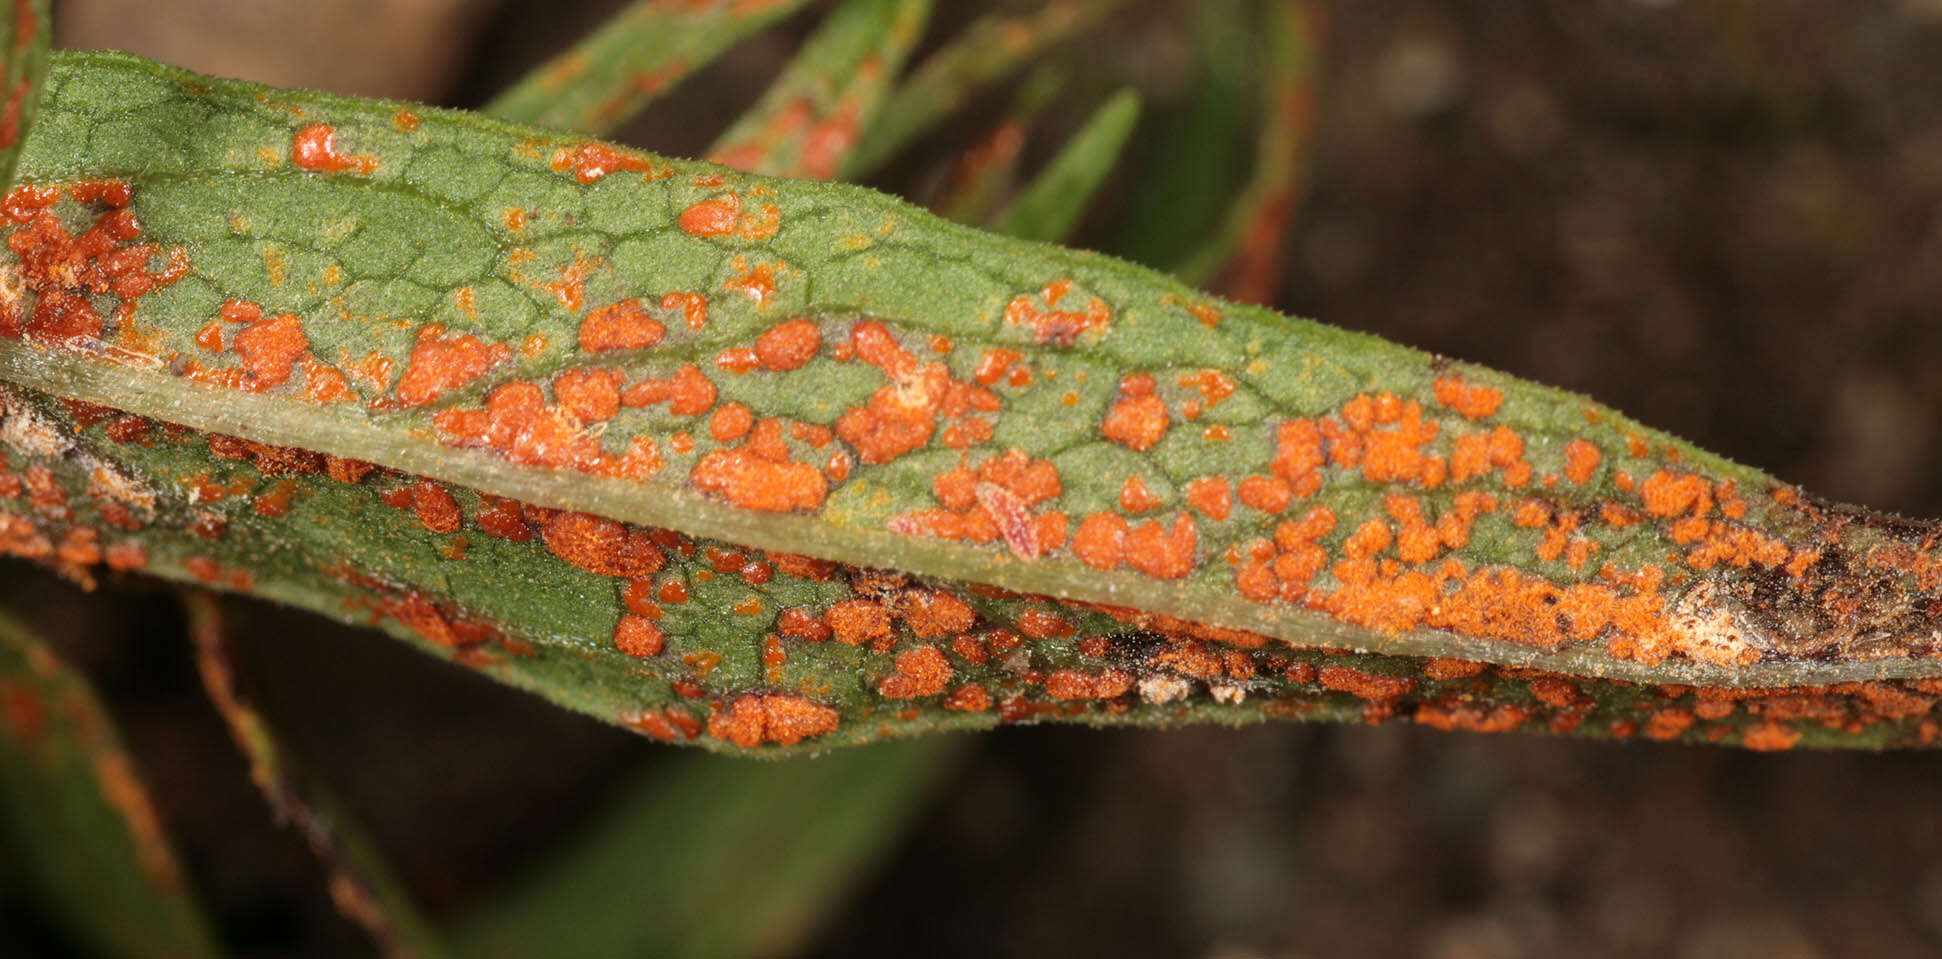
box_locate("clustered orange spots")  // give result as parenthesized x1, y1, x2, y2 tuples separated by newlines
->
(834, 321, 1001, 465)
(614, 615, 666, 657)
(577, 298, 666, 353)
(751, 318, 821, 371)
(1184, 476, 1232, 521)
(395, 324, 513, 407)
(889, 449, 1065, 560)
(690, 417, 828, 512)
(1564, 438, 1601, 484)
(973, 348, 1022, 386)
(877, 645, 954, 698)
(676, 192, 780, 241)
(1042, 668, 1135, 700)
(550, 142, 666, 184)
(290, 124, 378, 175)
(1431, 375, 1504, 420)
(620, 363, 717, 416)
(707, 694, 839, 748)
(1449, 425, 1530, 486)
(1071, 510, 1198, 579)
(1002, 279, 1112, 346)
(540, 511, 667, 578)
(0, 180, 188, 344)
(1100, 373, 1169, 451)
(433, 379, 662, 479)
(1177, 369, 1236, 419)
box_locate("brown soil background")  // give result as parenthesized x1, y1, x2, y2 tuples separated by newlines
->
(11, 1, 1942, 955)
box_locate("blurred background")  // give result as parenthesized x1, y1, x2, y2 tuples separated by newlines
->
(11, 0, 1942, 955)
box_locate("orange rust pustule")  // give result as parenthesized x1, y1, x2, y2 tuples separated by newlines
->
(690, 417, 828, 512)
(1101, 374, 1169, 452)
(1002, 280, 1112, 346)
(578, 299, 666, 353)
(1, 182, 187, 345)
(834, 321, 1000, 466)
(291, 124, 378, 175)
(551, 142, 664, 184)
(1431, 376, 1504, 420)
(395, 324, 512, 407)
(540, 512, 667, 578)
(877, 646, 954, 699)
(889, 449, 1064, 560)
(707, 694, 839, 748)
(752, 318, 821, 371)
(676, 193, 780, 241)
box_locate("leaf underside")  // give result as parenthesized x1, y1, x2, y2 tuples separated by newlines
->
(2, 53, 1941, 754)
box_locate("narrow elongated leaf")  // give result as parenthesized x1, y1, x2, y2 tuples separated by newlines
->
(841, 0, 1132, 179)
(1111, 0, 1262, 271)
(3, 53, 1942, 754)
(707, 0, 930, 180)
(184, 593, 444, 959)
(0, 0, 48, 196)
(932, 66, 1062, 227)
(456, 738, 960, 957)
(483, 0, 813, 135)
(1171, 0, 1322, 301)
(992, 88, 1139, 243)
(0, 612, 219, 958)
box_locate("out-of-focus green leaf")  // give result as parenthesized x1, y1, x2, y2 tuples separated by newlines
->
(454, 738, 962, 958)
(841, 0, 1131, 179)
(708, 0, 931, 179)
(1172, 0, 1323, 303)
(0, 612, 219, 958)
(992, 88, 1139, 243)
(3, 53, 1941, 756)
(932, 65, 1063, 227)
(183, 593, 444, 959)
(0, 0, 48, 197)
(483, 0, 813, 135)
(1111, 0, 1260, 271)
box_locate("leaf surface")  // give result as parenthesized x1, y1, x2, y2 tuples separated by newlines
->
(4, 53, 1942, 753)
(483, 0, 813, 135)
(992, 87, 1139, 243)
(0, 612, 220, 958)
(706, 0, 930, 180)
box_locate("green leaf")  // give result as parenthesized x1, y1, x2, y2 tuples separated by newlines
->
(483, 0, 813, 135)
(1170, 0, 1323, 302)
(455, 738, 961, 957)
(0, 611, 220, 958)
(183, 593, 445, 959)
(707, 0, 931, 179)
(931, 66, 1063, 227)
(841, 0, 1132, 179)
(3, 52, 1941, 754)
(1109, 0, 1262, 271)
(991, 88, 1139, 243)
(0, 0, 48, 198)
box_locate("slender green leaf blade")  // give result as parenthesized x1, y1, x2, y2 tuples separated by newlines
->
(456, 739, 961, 958)
(1110, 0, 1260, 270)
(2, 54, 1940, 753)
(708, 0, 931, 180)
(1171, 0, 1323, 302)
(992, 88, 1139, 243)
(0, 611, 219, 958)
(841, 0, 1131, 179)
(483, 0, 813, 135)
(0, 0, 48, 198)
(931, 66, 1062, 227)
(184, 593, 445, 959)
